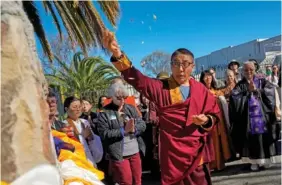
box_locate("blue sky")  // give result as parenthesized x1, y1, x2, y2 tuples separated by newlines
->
(36, 1, 281, 70)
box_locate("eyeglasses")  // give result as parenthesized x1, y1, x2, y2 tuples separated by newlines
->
(171, 61, 194, 69)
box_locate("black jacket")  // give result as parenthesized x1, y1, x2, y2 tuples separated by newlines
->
(229, 77, 277, 153)
(51, 119, 66, 131)
(97, 103, 146, 161)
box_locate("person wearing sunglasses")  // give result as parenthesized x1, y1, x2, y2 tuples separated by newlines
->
(102, 30, 220, 185)
(97, 83, 146, 185)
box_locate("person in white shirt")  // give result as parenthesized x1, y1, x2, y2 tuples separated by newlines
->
(266, 64, 279, 86)
(63, 96, 103, 167)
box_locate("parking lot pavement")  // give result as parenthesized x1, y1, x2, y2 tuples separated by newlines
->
(142, 161, 281, 185)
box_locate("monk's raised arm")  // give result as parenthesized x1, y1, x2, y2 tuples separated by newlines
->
(110, 53, 163, 104)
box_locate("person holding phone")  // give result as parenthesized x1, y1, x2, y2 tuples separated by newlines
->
(97, 83, 146, 185)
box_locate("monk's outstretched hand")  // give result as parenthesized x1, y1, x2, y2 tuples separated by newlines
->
(192, 114, 209, 126)
(102, 29, 122, 58)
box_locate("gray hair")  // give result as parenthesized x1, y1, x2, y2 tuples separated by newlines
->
(107, 83, 129, 98)
(243, 61, 256, 70)
(242, 61, 256, 79)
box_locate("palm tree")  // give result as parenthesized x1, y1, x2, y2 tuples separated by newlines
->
(22, 1, 120, 61)
(46, 52, 119, 104)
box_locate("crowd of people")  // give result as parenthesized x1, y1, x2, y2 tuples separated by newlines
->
(45, 30, 281, 185)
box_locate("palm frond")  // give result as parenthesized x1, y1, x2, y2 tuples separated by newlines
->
(45, 74, 68, 86)
(27, 1, 120, 61)
(45, 52, 119, 103)
(75, 6, 96, 43)
(97, 1, 120, 27)
(52, 1, 77, 48)
(63, 2, 93, 48)
(53, 55, 78, 81)
(56, 2, 88, 55)
(23, 1, 53, 61)
(79, 1, 105, 48)
(42, 1, 63, 41)
(72, 52, 84, 71)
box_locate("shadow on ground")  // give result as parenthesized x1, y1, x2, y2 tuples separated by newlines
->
(212, 163, 281, 177)
(142, 163, 281, 185)
(211, 163, 251, 177)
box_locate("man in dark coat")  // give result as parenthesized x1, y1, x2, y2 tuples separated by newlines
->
(47, 91, 65, 131)
(229, 61, 280, 171)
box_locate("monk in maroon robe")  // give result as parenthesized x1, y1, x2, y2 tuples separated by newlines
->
(102, 31, 220, 185)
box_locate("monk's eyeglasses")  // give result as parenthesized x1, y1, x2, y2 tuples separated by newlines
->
(171, 61, 194, 69)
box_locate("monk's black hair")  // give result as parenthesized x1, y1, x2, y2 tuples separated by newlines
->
(199, 70, 217, 90)
(171, 48, 194, 61)
(63, 96, 80, 112)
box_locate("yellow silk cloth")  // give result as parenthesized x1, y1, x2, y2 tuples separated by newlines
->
(52, 130, 104, 184)
(64, 178, 93, 185)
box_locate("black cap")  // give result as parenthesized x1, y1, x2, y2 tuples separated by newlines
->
(248, 59, 260, 71)
(228, 60, 240, 70)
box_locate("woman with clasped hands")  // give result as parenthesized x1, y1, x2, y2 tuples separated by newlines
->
(97, 83, 146, 185)
(102, 30, 221, 185)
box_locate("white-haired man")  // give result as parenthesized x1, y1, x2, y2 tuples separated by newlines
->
(229, 61, 280, 171)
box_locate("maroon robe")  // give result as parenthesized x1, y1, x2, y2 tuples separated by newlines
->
(119, 66, 220, 185)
